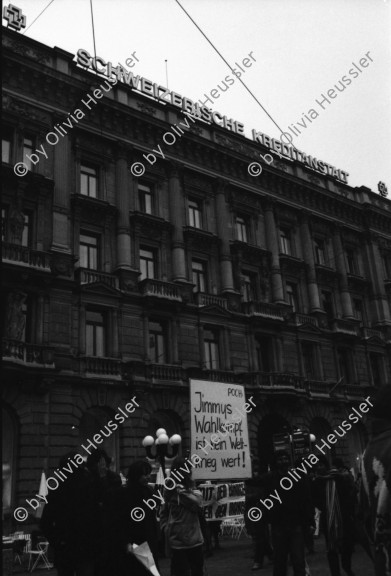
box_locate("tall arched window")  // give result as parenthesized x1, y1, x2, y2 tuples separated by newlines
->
(2, 405, 18, 513)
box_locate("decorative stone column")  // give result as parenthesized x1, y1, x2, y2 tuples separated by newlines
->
(365, 236, 391, 325)
(263, 202, 284, 303)
(299, 215, 321, 312)
(332, 227, 354, 318)
(215, 180, 235, 293)
(168, 164, 187, 282)
(116, 145, 132, 270)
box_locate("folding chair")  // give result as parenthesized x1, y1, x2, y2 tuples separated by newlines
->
(27, 540, 51, 572)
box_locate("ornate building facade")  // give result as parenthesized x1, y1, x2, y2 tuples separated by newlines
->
(2, 27, 391, 526)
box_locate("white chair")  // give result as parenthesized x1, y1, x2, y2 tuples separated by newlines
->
(27, 540, 51, 572)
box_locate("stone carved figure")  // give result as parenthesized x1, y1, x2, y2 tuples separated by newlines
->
(6, 292, 27, 341)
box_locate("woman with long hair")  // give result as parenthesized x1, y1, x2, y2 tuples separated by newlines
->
(160, 456, 204, 576)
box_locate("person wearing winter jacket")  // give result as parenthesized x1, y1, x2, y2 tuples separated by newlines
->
(160, 456, 204, 576)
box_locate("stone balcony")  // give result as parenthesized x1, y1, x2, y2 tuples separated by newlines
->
(241, 301, 285, 321)
(2, 339, 55, 367)
(79, 356, 122, 378)
(195, 292, 228, 309)
(77, 268, 119, 290)
(331, 318, 359, 336)
(246, 371, 305, 391)
(360, 327, 386, 342)
(147, 363, 186, 382)
(291, 313, 319, 328)
(2, 242, 51, 271)
(139, 279, 182, 301)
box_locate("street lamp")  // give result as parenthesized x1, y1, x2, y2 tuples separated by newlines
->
(142, 428, 182, 478)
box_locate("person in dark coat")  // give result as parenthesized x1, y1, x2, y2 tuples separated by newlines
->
(40, 452, 98, 576)
(362, 387, 391, 576)
(265, 451, 314, 576)
(312, 456, 357, 576)
(108, 460, 160, 576)
(245, 458, 273, 570)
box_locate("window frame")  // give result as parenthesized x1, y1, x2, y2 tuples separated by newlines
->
(314, 238, 327, 265)
(140, 246, 156, 280)
(301, 341, 317, 380)
(203, 327, 220, 370)
(255, 335, 273, 372)
(280, 228, 292, 255)
(2, 136, 12, 164)
(148, 320, 167, 364)
(80, 232, 100, 270)
(80, 163, 98, 198)
(192, 259, 207, 293)
(345, 247, 359, 275)
(23, 136, 34, 172)
(286, 282, 299, 312)
(138, 183, 153, 215)
(235, 216, 248, 243)
(86, 310, 106, 357)
(188, 198, 203, 229)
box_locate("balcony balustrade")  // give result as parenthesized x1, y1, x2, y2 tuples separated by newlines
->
(81, 356, 122, 378)
(305, 380, 330, 396)
(78, 268, 119, 290)
(361, 327, 385, 341)
(2, 242, 51, 271)
(195, 293, 228, 309)
(292, 313, 319, 328)
(139, 279, 182, 301)
(247, 371, 305, 390)
(2, 339, 54, 367)
(242, 301, 285, 321)
(148, 364, 185, 381)
(331, 318, 359, 336)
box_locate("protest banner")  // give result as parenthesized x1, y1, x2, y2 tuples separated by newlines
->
(190, 380, 252, 480)
(199, 482, 246, 521)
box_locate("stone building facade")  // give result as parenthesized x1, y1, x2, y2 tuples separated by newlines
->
(2, 27, 391, 526)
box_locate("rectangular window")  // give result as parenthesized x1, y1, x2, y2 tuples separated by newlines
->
(337, 348, 353, 384)
(346, 248, 359, 275)
(286, 282, 299, 312)
(352, 299, 364, 324)
(138, 183, 153, 214)
(2, 138, 11, 163)
(23, 137, 34, 171)
(382, 255, 391, 279)
(80, 164, 97, 198)
(140, 247, 155, 280)
(302, 342, 316, 380)
(280, 228, 292, 255)
(242, 271, 257, 302)
(235, 217, 248, 242)
(321, 290, 334, 319)
(188, 199, 202, 229)
(369, 353, 382, 386)
(80, 233, 99, 270)
(21, 213, 31, 247)
(192, 260, 207, 293)
(2, 206, 8, 242)
(86, 311, 105, 357)
(314, 239, 326, 265)
(204, 328, 220, 370)
(149, 321, 167, 364)
(255, 336, 273, 372)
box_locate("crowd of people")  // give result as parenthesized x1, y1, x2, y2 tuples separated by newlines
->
(38, 388, 390, 576)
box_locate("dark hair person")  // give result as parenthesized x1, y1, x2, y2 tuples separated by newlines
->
(108, 460, 159, 576)
(160, 456, 204, 576)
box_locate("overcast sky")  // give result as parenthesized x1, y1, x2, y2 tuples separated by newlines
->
(8, 0, 391, 193)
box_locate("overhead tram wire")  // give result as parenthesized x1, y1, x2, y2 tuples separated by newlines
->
(23, 0, 56, 35)
(174, 0, 285, 136)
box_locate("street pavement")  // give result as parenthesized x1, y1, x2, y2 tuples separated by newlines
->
(11, 532, 375, 575)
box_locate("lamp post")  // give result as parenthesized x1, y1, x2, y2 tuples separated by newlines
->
(142, 428, 181, 478)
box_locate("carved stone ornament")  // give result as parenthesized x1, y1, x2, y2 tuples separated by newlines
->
(136, 102, 157, 116)
(3, 36, 50, 64)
